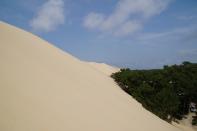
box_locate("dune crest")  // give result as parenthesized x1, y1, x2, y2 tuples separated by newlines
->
(0, 21, 180, 131)
(87, 62, 119, 76)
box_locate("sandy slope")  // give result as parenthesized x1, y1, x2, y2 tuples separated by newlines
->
(0, 21, 181, 131)
(87, 62, 119, 76)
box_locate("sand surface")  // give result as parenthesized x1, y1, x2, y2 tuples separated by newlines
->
(87, 62, 119, 76)
(0, 21, 181, 131)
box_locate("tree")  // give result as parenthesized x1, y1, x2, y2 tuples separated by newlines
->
(154, 87, 179, 122)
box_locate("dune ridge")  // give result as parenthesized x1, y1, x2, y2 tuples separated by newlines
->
(0, 21, 181, 131)
(87, 62, 119, 76)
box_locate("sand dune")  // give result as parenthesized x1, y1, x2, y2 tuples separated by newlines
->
(87, 62, 119, 76)
(0, 21, 181, 131)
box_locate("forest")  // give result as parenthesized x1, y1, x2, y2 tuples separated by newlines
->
(111, 62, 197, 124)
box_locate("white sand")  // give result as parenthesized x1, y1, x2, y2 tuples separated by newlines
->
(87, 62, 119, 76)
(0, 21, 181, 131)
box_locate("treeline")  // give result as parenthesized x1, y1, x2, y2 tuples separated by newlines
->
(111, 62, 197, 123)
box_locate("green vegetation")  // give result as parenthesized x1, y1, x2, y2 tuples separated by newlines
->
(111, 62, 197, 123)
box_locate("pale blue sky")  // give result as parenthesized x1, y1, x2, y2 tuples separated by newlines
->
(1, 0, 197, 69)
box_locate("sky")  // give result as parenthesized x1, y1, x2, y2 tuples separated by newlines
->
(0, 0, 197, 69)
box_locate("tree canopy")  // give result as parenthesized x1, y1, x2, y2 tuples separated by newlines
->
(111, 62, 197, 123)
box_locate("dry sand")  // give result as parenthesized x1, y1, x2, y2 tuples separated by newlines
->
(0, 21, 181, 131)
(87, 62, 119, 76)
